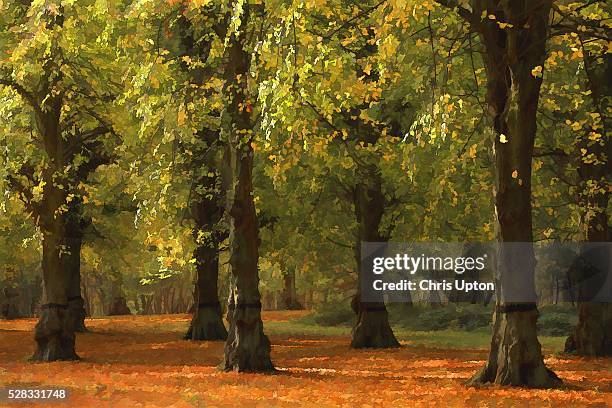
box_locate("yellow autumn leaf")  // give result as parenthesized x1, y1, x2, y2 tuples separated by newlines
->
(177, 108, 187, 126)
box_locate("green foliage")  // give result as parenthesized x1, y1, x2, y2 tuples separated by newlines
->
(537, 304, 578, 337)
(0, 0, 608, 322)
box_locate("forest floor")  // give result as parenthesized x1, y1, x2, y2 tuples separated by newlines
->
(0, 311, 610, 407)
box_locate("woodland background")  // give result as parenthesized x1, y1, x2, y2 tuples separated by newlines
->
(0, 0, 610, 401)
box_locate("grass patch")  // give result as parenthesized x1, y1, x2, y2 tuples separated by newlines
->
(266, 319, 567, 352)
(292, 303, 575, 352)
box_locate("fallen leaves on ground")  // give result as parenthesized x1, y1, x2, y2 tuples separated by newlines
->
(0, 312, 610, 407)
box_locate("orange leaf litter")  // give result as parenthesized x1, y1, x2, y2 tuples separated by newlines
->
(0, 312, 610, 407)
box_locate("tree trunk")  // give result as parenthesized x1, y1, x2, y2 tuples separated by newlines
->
(222, 140, 274, 371)
(174, 2, 227, 332)
(185, 243, 227, 341)
(351, 171, 399, 349)
(465, 0, 559, 387)
(221, 3, 273, 372)
(108, 296, 131, 316)
(184, 122, 227, 340)
(282, 268, 303, 310)
(32, 183, 79, 361)
(565, 50, 611, 358)
(30, 57, 79, 360)
(108, 271, 130, 315)
(65, 201, 87, 332)
(1, 283, 21, 320)
(225, 275, 236, 338)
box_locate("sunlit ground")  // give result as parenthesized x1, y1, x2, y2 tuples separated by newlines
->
(0, 312, 610, 407)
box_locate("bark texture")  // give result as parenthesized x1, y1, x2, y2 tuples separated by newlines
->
(33, 185, 79, 361)
(31, 53, 79, 361)
(458, 0, 560, 387)
(183, 139, 227, 341)
(351, 170, 399, 349)
(565, 303, 612, 356)
(185, 240, 227, 341)
(221, 2, 273, 372)
(65, 201, 87, 332)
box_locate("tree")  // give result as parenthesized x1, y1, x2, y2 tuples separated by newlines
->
(174, 9, 228, 342)
(0, 0, 121, 360)
(557, 5, 611, 356)
(436, 0, 560, 387)
(221, 1, 274, 372)
(527, 1, 611, 357)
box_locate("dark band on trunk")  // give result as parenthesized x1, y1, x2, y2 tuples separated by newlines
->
(40, 303, 68, 309)
(198, 301, 221, 308)
(67, 296, 82, 301)
(235, 301, 262, 309)
(496, 304, 537, 313)
(362, 305, 388, 312)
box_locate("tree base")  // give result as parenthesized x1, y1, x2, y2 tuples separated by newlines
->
(108, 297, 131, 316)
(467, 309, 561, 388)
(284, 301, 304, 310)
(467, 365, 560, 388)
(31, 306, 79, 362)
(222, 308, 275, 372)
(185, 307, 228, 341)
(1, 303, 21, 320)
(351, 309, 400, 349)
(564, 303, 611, 357)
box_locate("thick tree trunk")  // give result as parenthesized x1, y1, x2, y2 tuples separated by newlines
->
(66, 238, 86, 332)
(466, 1, 559, 387)
(184, 127, 226, 339)
(351, 171, 399, 349)
(566, 303, 612, 356)
(221, 3, 273, 372)
(32, 185, 79, 361)
(31, 62, 79, 360)
(565, 51, 611, 357)
(222, 143, 274, 371)
(185, 243, 227, 341)
(65, 202, 87, 332)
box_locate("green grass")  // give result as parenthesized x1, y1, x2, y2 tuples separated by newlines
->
(265, 318, 567, 352)
(274, 304, 573, 353)
(265, 320, 349, 337)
